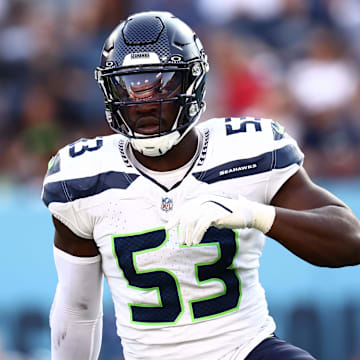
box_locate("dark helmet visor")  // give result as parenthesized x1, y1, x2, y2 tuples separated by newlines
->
(108, 71, 183, 103)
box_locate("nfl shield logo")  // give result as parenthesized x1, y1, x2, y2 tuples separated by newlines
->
(161, 197, 173, 212)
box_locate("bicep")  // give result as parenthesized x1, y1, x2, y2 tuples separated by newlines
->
(270, 168, 347, 210)
(53, 216, 99, 257)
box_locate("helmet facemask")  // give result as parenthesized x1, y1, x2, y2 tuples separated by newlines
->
(97, 62, 207, 156)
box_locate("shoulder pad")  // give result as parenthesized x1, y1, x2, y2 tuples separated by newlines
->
(42, 134, 139, 206)
(193, 117, 303, 183)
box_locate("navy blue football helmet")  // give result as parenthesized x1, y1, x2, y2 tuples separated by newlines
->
(95, 11, 209, 156)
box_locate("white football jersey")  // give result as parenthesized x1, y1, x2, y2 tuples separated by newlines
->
(42, 117, 304, 360)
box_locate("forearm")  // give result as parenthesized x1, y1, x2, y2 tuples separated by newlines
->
(51, 247, 103, 359)
(267, 205, 360, 267)
(167, 191, 360, 267)
(50, 298, 103, 360)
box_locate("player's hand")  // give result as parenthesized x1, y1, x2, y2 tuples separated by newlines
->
(166, 195, 276, 246)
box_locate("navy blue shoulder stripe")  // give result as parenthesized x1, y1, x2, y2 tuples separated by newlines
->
(42, 171, 139, 206)
(275, 144, 303, 169)
(193, 152, 272, 184)
(192, 144, 302, 184)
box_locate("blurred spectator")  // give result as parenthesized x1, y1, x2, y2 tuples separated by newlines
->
(1, 0, 360, 186)
(207, 33, 266, 117)
(328, 0, 360, 61)
(1, 83, 63, 186)
(286, 28, 360, 177)
(287, 28, 358, 114)
(301, 110, 360, 177)
(133, 0, 202, 29)
(198, 0, 284, 26)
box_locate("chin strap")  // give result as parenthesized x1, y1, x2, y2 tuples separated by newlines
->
(130, 130, 181, 157)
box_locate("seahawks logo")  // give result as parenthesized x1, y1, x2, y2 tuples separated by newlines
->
(271, 121, 285, 140)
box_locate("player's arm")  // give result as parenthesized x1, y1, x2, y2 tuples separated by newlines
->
(50, 216, 103, 360)
(167, 169, 360, 267)
(267, 167, 360, 267)
(54, 216, 99, 256)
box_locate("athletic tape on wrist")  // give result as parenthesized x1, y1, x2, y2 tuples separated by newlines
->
(252, 204, 276, 234)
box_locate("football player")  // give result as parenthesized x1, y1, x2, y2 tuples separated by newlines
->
(42, 11, 360, 360)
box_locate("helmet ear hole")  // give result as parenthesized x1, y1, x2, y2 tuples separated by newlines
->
(188, 102, 199, 117)
(192, 63, 203, 77)
(105, 109, 113, 126)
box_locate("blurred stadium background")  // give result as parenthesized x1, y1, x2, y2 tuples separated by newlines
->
(1, 0, 360, 359)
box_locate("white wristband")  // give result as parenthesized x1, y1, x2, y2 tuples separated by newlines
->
(251, 203, 276, 234)
(215, 200, 276, 234)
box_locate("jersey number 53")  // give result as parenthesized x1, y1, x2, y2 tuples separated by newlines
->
(112, 227, 241, 325)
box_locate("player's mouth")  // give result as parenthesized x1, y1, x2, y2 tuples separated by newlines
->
(135, 116, 162, 135)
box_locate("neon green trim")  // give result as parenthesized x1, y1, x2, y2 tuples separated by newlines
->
(187, 229, 242, 322)
(272, 121, 285, 135)
(112, 227, 184, 326)
(47, 156, 55, 170)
